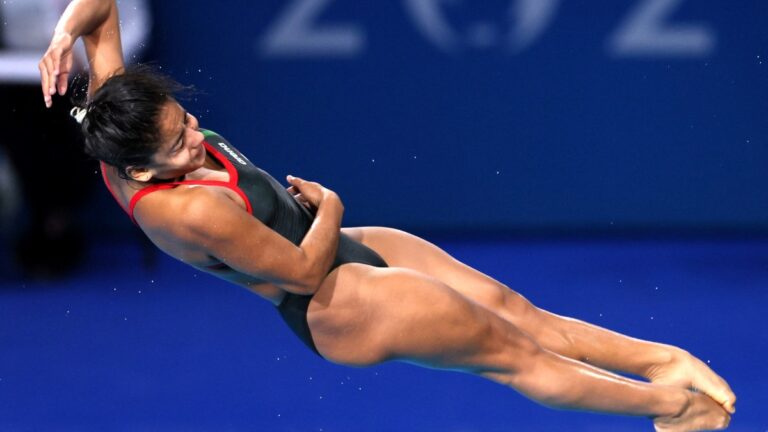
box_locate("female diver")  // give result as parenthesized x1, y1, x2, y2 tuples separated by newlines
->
(39, 1, 735, 430)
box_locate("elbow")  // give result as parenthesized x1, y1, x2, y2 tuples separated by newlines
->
(294, 258, 330, 295)
(298, 269, 325, 295)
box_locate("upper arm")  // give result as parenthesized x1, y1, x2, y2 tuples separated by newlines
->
(83, 1, 125, 96)
(141, 188, 317, 294)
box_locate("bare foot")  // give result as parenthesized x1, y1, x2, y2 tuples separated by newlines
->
(645, 346, 736, 414)
(654, 391, 731, 432)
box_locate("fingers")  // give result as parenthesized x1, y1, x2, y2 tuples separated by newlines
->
(39, 56, 57, 107)
(45, 55, 58, 102)
(57, 72, 70, 96)
(717, 386, 737, 414)
(39, 47, 66, 107)
(697, 370, 736, 414)
(39, 60, 52, 108)
(711, 377, 736, 414)
(286, 174, 304, 185)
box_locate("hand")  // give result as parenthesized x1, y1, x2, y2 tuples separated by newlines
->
(39, 31, 76, 108)
(287, 182, 315, 213)
(286, 175, 340, 212)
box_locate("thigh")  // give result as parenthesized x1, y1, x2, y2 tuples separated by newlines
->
(342, 227, 533, 318)
(307, 263, 535, 371)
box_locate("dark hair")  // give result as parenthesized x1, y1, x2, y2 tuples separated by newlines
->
(76, 65, 188, 180)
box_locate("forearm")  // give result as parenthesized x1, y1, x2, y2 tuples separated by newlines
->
(54, 0, 115, 40)
(298, 192, 344, 291)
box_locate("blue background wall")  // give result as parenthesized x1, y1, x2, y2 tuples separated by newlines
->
(135, 0, 768, 233)
(2, 2, 768, 430)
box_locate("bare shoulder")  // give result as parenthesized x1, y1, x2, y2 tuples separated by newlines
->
(133, 184, 311, 286)
(132, 186, 238, 263)
(136, 187, 227, 236)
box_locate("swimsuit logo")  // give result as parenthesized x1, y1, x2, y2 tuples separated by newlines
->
(217, 142, 248, 166)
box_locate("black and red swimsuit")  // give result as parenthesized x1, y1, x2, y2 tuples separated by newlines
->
(100, 129, 388, 356)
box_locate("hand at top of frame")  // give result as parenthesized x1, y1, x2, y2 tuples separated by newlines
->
(39, 31, 76, 108)
(286, 175, 343, 214)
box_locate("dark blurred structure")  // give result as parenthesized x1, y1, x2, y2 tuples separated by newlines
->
(0, 0, 151, 278)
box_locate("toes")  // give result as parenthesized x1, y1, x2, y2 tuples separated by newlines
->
(693, 372, 736, 413)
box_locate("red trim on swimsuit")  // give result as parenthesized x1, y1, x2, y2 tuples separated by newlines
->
(99, 141, 256, 269)
(100, 161, 130, 215)
(125, 141, 254, 223)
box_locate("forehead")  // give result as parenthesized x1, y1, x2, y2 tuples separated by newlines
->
(158, 101, 185, 136)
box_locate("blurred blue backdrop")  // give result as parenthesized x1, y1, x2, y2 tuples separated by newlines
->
(130, 0, 768, 233)
(1, 1, 767, 431)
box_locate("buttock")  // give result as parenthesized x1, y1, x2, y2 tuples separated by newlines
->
(276, 234, 388, 357)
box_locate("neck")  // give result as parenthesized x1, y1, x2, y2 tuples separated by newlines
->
(148, 174, 185, 184)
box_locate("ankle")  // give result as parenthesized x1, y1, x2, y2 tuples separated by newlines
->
(640, 344, 678, 378)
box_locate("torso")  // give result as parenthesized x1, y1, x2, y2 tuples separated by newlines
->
(101, 130, 388, 309)
(101, 134, 287, 304)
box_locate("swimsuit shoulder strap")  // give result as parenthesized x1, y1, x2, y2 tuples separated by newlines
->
(126, 140, 254, 225)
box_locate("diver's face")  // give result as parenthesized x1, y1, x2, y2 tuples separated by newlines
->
(149, 100, 206, 179)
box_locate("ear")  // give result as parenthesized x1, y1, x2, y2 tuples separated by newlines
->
(125, 166, 155, 182)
